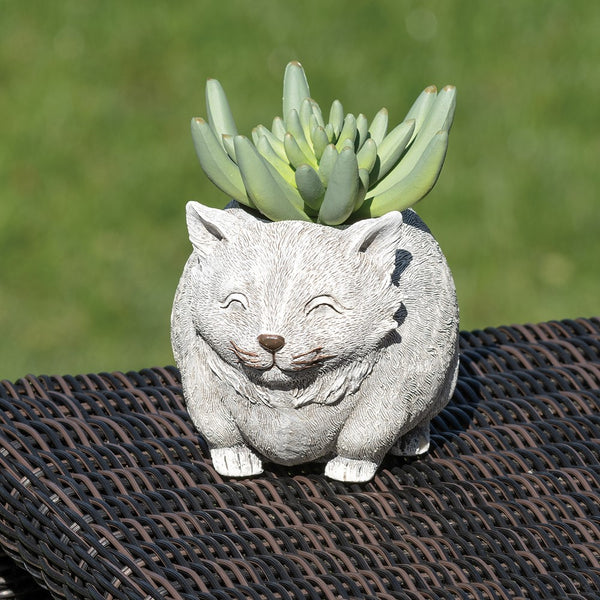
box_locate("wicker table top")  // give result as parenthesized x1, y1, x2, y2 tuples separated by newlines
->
(0, 318, 599, 599)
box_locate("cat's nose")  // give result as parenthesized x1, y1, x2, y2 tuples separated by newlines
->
(257, 333, 286, 353)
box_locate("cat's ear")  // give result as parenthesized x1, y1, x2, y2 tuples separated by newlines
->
(346, 211, 403, 272)
(185, 201, 239, 257)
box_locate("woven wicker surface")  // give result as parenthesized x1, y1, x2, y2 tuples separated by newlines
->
(0, 318, 599, 599)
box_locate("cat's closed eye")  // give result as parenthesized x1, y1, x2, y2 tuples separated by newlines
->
(220, 292, 248, 310)
(305, 295, 345, 316)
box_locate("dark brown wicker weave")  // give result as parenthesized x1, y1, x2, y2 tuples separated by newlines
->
(0, 318, 599, 599)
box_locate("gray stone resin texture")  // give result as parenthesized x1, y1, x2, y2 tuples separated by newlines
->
(171, 201, 459, 482)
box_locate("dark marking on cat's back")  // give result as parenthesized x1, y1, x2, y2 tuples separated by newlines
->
(392, 249, 413, 285)
(401, 208, 432, 235)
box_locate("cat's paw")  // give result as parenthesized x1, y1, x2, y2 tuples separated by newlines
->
(390, 422, 430, 456)
(210, 446, 263, 477)
(324, 456, 378, 482)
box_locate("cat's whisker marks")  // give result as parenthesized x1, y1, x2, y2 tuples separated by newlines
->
(293, 355, 336, 365)
(290, 352, 337, 371)
(292, 347, 324, 360)
(230, 341, 259, 357)
(230, 341, 278, 371)
(230, 341, 266, 368)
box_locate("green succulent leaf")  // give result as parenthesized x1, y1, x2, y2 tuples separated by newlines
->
(310, 125, 330, 162)
(355, 168, 370, 211)
(366, 130, 449, 216)
(336, 113, 357, 152)
(299, 98, 315, 144)
(318, 147, 359, 225)
(254, 124, 287, 161)
(284, 132, 316, 170)
(371, 118, 415, 183)
(355, 113, 369, 151)
(368, 108, 388, 146)
(324, 122, 335, 143)
(295, 163, 325, 210)
(221, 134, 237, 161)
(310, 98, 325, 128)
(255, 135, 296, 186)
(205, 78, 238, 148)
(272, 116, 286, 141)
(318, 143, 339, 187)
(285, 109, 317, 166)
(190, 118, 250, 206)
(234, 135, 310, 221)
(328, 99, 344, 140)
(357, 137, 378, 173)
(283, 61, 311, 126)
(404, 85, 438, 143)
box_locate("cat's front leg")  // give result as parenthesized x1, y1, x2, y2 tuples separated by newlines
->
(324, 426, 430, 481)
(178, 344, 264, 477)
(185, 380, 264, 477)
(325, 364, 452, 482)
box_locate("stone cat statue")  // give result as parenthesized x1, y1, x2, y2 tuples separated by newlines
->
(171, 201, 459, 482)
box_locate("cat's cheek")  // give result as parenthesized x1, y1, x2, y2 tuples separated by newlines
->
(228, 315, 255, 342)
(305, 308, 347, 333)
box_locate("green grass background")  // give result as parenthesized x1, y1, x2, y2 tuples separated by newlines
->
(1, 1, 598, 380)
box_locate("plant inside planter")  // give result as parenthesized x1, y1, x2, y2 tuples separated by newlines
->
(171, 61, 459, 482)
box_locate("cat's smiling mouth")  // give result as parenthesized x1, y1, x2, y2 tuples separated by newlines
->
(230, 341, 336, 376)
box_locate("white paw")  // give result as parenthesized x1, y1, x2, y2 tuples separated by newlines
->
(390, 423, 430, 456)
(324, 456, 378, 482)
(210, 446, 263, 477)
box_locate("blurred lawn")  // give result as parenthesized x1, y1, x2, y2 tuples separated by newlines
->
(1, 1, 598, 380)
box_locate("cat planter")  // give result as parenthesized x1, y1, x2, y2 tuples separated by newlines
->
(171, 201, 459, 482)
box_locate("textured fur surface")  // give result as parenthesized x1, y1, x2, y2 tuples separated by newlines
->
(171, 201, 459, 482)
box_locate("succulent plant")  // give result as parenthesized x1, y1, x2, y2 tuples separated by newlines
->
(191, 61, 455, 225)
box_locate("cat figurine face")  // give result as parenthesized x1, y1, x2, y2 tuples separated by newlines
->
(185, 203, 403, 398)
(171, 201, 459, 482)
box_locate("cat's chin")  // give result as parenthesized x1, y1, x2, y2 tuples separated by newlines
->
(245, 365, 314, 390)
